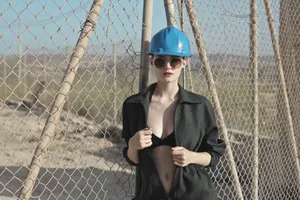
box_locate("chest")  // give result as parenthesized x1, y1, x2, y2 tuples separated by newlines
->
(127, 102, 207, 150)
(147, 101, 177, 138)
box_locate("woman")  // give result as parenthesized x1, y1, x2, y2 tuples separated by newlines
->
(122, 26, 226, 200)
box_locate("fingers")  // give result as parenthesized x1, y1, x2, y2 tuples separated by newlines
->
(143, 127, 152, 135)
(140, 127, 152, 140)
(172, 153, 186, 160)
(173, 161, 185, 167)
(138, 127, 152, 137)
(172, 146, 184, 151)
(136, 127, 153, 149)
(141, 136, 152, 143)
(172, 147, 189, 167)
(142, 140, 153, 148)
(173, 152, 187, 166)
(173, 154, 187, 167)
(142, 136, 152, 140)
(171, 147, 184, 155)
(139, 137, 152, 148)
(172, 149, 183, 157)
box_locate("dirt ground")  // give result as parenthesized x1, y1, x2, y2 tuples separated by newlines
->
(0, 101, 135, 200)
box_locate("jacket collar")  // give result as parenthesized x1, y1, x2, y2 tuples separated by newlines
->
(126, 83, 202, 104)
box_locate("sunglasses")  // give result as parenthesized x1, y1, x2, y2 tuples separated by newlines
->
(153, 57, 184, 69)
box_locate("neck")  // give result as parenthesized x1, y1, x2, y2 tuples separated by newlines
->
(154, 81, 179, 100)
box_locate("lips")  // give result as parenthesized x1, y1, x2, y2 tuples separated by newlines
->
(163, 72, 173, 76)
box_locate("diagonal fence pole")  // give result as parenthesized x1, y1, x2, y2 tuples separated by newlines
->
(184, 0, 244, 199)
(113, 43, 117, 124)
(18, 1, 105, 199)
(164, 0, 177, 26)
(177, 0, 194, 92)
(263, 0, 300, 188)
(177, 0, 186, 89)
(250, 0, 259, 199)
(177, 0, 184, 31)
(164, 0, 194, 92)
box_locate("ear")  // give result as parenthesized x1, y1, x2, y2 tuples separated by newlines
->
(149, 56, 154, 66)
(182, 58, 188, 67)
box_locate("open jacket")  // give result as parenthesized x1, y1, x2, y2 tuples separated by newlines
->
(122, 83, 226, 200)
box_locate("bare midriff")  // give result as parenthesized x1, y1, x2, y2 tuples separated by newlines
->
(151, 146, 176, 194)
(147, 93, 178, 195)
(147, 88, 178, 194)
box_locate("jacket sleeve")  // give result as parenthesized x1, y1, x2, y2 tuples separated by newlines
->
(198, 100, 226, 167)
(122, 102, 139, 166)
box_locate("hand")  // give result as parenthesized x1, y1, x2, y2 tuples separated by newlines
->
(172, 146, 192, 167)
(129, 127, 152, 150)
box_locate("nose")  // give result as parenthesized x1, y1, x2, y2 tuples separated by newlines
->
(165, 61, 172, 69)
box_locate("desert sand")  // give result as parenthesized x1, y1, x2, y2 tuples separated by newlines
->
(0, 101, 135, 200)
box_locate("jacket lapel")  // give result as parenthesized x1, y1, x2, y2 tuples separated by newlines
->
(125, 83, 203, 146)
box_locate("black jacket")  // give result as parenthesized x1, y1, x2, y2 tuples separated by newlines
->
(122, 83, 226, 200)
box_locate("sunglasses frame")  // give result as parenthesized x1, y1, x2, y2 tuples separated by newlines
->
(152, 56, 185, 69)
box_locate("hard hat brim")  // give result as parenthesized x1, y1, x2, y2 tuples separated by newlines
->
(146, 51, 191, 57)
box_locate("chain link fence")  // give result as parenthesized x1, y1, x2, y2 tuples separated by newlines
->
(0, 0, 299, 199)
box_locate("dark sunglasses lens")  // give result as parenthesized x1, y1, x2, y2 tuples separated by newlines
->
(154, 58, 166, 68)
(170, 58, 182, 68)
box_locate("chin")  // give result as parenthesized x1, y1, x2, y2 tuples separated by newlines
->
(158, 78, 177, 83)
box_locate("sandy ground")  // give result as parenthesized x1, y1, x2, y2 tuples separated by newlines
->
(0, 101, 135, 200)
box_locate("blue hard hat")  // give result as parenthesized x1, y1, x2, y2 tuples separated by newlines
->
(148, 26, 191, 57)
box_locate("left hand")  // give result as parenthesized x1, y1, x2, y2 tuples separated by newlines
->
(171, 146, 192, 167)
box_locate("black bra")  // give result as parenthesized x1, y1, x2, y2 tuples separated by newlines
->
(149, 132, 176, 148)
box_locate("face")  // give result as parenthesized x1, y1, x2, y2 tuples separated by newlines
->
(150, 55, 187, 83)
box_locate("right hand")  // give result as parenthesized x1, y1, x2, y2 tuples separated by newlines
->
(129, 127, 152, 150)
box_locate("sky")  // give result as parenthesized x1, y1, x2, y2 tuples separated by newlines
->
(0, 0, 280, 56)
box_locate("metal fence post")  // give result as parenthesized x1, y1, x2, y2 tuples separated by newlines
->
(263, 0, 300, 188)
(139, 0, 153, 92)
(164, 0, 177, 26)
(185, 0, 244, 199)
(250, 0, 259, 199)
(18, 1, 105, 199)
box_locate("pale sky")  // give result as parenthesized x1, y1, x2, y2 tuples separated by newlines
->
(0, 0, 280, 56)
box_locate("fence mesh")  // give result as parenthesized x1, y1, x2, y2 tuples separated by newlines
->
(0, 0, 299, 199)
